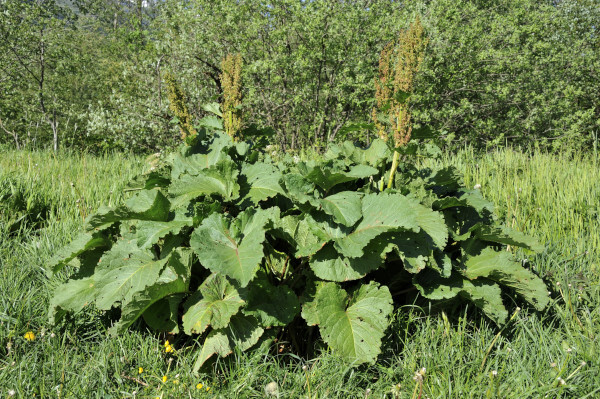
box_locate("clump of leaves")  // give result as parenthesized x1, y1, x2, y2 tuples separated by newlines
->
(48, 120, 549, 370)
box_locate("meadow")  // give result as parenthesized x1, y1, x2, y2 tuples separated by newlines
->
(0, 148, 598, 398)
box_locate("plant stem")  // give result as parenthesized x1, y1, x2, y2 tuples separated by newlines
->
(387, 150, 400, 189)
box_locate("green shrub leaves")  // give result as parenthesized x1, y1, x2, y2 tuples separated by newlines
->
(49, 129, 550, 369)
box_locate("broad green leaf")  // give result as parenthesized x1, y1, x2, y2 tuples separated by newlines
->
(109, 249, 192, 334)
(170, 152, 227, 179)
(383, 231, 433, 274)
(193, 330, 231, 373)
(169, 159, 240, 207)
(192, 314, 264, 372)
(281, 173, 319, 207)
(414, 270, 508, 325)
(241, 162, 285, 204)
(242, 275, 299, 326)
(310, 241, 393, 282)
(135, 213, 193, 249)
(264, 246, 291, 279)
(86, 190, 171, 230)
(49, 232, 111, 274)
(202, 102, 223, 117)
(410, 199, 449, 249)
(334, 193, 420, 258)
(325, 139, 390, 167)
(299, 161, 378, 191)
(294, 216, 330, 257)
(48, 276, 96, 324)
(93, 241, 169, 310)
(182, 273, 245, 335)
(433, 189, 495, 217)
(462, 248, 549, 310)
(302, 282, 393, 364)
(476, 225, 543, 252)
(142, 294, 185, 333)
(319, 191, 363, 227)
(197, 115, 223, 130)
(190, 208, 275, 287)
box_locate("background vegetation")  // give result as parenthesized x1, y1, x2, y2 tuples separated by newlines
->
(1, 0, 598, 153)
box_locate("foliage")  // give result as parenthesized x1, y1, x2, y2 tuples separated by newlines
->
(1, 0, 598, 152)
(48, 118, 550, 369)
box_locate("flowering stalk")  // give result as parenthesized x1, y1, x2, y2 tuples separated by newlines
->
(164, 72, 197, 142)
(373, 17, 427, 189)
(220, 53, 243, 141)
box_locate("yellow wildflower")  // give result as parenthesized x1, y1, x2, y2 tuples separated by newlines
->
(162, 375, 167, 383)
(164, 340, 170, 347)
(24, 331, 36, 341)
(165, 344, 174, 353)
(196, 383, 203, 390)
(206, 386, 211, 392)
(138, 367, 144, 374)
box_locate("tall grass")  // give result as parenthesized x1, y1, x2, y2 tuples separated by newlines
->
(0, 148, 598, 398)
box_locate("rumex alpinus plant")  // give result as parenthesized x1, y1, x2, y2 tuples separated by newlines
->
(48, 43, 550, 371)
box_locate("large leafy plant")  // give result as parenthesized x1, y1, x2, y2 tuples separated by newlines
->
(48, 121, 549, 370)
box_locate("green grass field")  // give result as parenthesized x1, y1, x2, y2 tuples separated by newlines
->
(1, 148, 598, 398)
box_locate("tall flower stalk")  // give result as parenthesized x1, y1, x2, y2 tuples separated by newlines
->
(220, 53, 243, 141)
(164, 72, 197, 142)
(373, 17, 427, 189)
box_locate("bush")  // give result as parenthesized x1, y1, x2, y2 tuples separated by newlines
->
(49, 121, 549, 370)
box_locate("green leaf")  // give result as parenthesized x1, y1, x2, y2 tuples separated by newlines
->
(319, 191, 363, 227)
(197, 115, 223, 130)
(334, 193, 446, 258)
(202, 102, 222, 117)
(281, 173, 319, 207)
(169, 159, 240, 206)
(182, 273, 245, 335)
(86, 190, 171, 230)
(309, 241, 393, 282)
(413, 270, 508, 325)
(142, 294, 185, 334)
(135, 213, 193, 249)
(295, 216, 336, 257)
(48, 277, 96, 324)
(300, 162, 378, 191)
(462, 248, 549, 310)
(192, 314, 264, 373)
(325, 139, 390, 168)
(108, 249, 192, 334)
(49, 232, 111, 274)
(170, 152, 227, 179)
(241, 162, 285, 204)
(190, 208, 275, 287)
(383, 231, 433, 274)
(476, 225, 543, 252)
(302, 282, 393, 364)
(192, 330, 231, 372)
(93, 240, 169, 310)
(243, 275, 299, 327)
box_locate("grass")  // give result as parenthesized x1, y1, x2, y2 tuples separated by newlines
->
(1, 147, 599, 398)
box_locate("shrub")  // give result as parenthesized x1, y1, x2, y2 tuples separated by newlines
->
(48, 119, 549, 370)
